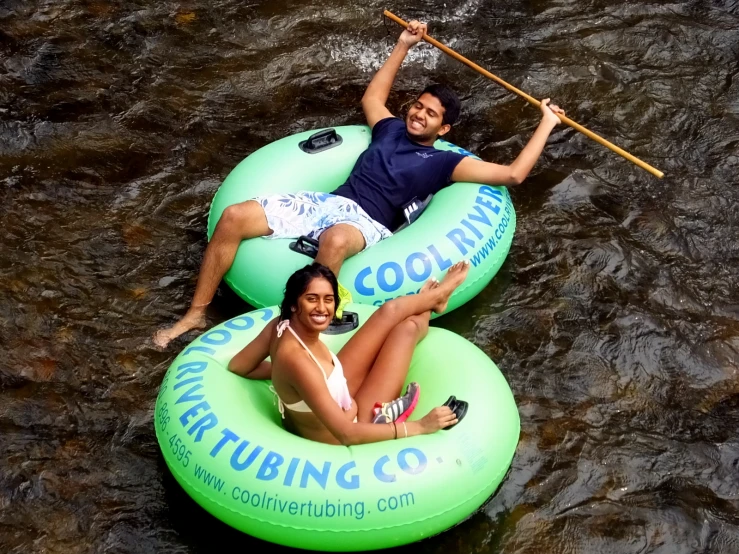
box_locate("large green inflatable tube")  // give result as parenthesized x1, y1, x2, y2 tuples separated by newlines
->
(208, 126, 516, 314)
(155, 304, 520, 551)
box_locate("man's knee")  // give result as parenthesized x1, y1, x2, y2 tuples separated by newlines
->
(319, 230, 349, 254)
(220, 202, 258, 226)
(319, 227, 355, 257)
(218, 201, 267, 237)
(319, 224, 364, 258)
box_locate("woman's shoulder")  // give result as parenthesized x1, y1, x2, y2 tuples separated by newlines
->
(272, 336, 314, 376)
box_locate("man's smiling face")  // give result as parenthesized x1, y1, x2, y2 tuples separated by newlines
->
(405, 92, 451, 143)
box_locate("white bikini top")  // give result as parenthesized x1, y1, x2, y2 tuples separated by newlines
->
(270, 320, 353, 418)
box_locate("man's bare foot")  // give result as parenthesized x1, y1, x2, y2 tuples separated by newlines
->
(153, 310, 207, 348)
(432, 261, 470, 314)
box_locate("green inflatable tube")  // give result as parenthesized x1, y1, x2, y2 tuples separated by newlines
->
(208, 126, 516, 314)
(154, 304, 520, 551)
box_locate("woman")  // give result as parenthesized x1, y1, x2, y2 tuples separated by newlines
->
(228, 260, 470, 445)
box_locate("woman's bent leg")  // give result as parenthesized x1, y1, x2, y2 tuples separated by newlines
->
(339, 284, 435, 395)
(352, 313, 430, 423)
(339, 261, 468, 395)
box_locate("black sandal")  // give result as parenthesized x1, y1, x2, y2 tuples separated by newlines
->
(442, 396, 468, 430)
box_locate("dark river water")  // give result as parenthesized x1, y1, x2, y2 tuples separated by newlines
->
(2, 0, 739, 552)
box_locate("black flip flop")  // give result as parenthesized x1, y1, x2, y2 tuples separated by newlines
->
(442, 396, 468, 430)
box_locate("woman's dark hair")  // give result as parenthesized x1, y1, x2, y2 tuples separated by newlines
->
(280, 263, 340, 321)
(420, 83, 461, 126)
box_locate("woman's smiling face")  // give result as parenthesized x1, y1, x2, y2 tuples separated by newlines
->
(293, 276, 336, 331)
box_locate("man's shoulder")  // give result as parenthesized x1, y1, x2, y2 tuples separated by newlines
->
(372, 117, 405, 139)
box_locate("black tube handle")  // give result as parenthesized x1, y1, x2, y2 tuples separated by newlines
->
(289, 235, 320, 259)
(299, 128, 343, 154)
(323, 311, 359, 335)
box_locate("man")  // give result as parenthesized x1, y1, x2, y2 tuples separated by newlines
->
(154, 20, 564, 348)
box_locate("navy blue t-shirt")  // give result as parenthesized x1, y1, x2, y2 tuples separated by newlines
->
(332, 117, 466, 230)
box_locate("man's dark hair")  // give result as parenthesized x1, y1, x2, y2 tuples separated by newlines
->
(280, 263, 339, 321)
(420, 84, 461, 126)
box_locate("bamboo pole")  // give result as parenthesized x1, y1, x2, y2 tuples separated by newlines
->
(383, 10, 664, 179)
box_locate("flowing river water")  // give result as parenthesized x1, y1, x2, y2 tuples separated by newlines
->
(2, 0, 738, 552)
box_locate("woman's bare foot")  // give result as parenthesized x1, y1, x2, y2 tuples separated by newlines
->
(153, 309, 207, 348)
(418, 276, 440, 294)
(432, 261, 470, 314)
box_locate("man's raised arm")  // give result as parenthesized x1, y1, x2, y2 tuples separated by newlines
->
(451, 99, 566, 186)
(362, 20, 427, 129)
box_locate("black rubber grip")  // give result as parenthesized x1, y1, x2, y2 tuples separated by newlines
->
(289, 235, 320, 259)
(299, 128, 343, 154)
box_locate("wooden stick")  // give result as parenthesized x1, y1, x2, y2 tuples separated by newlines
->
(383, 10, 664, 179)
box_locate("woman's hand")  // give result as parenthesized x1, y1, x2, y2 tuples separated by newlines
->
(417, 406, 457, 434)
(399, 20, 427, 47)
(540, 98, 565, 127)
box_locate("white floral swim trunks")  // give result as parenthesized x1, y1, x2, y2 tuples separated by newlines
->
(252, 191, 392, 251)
